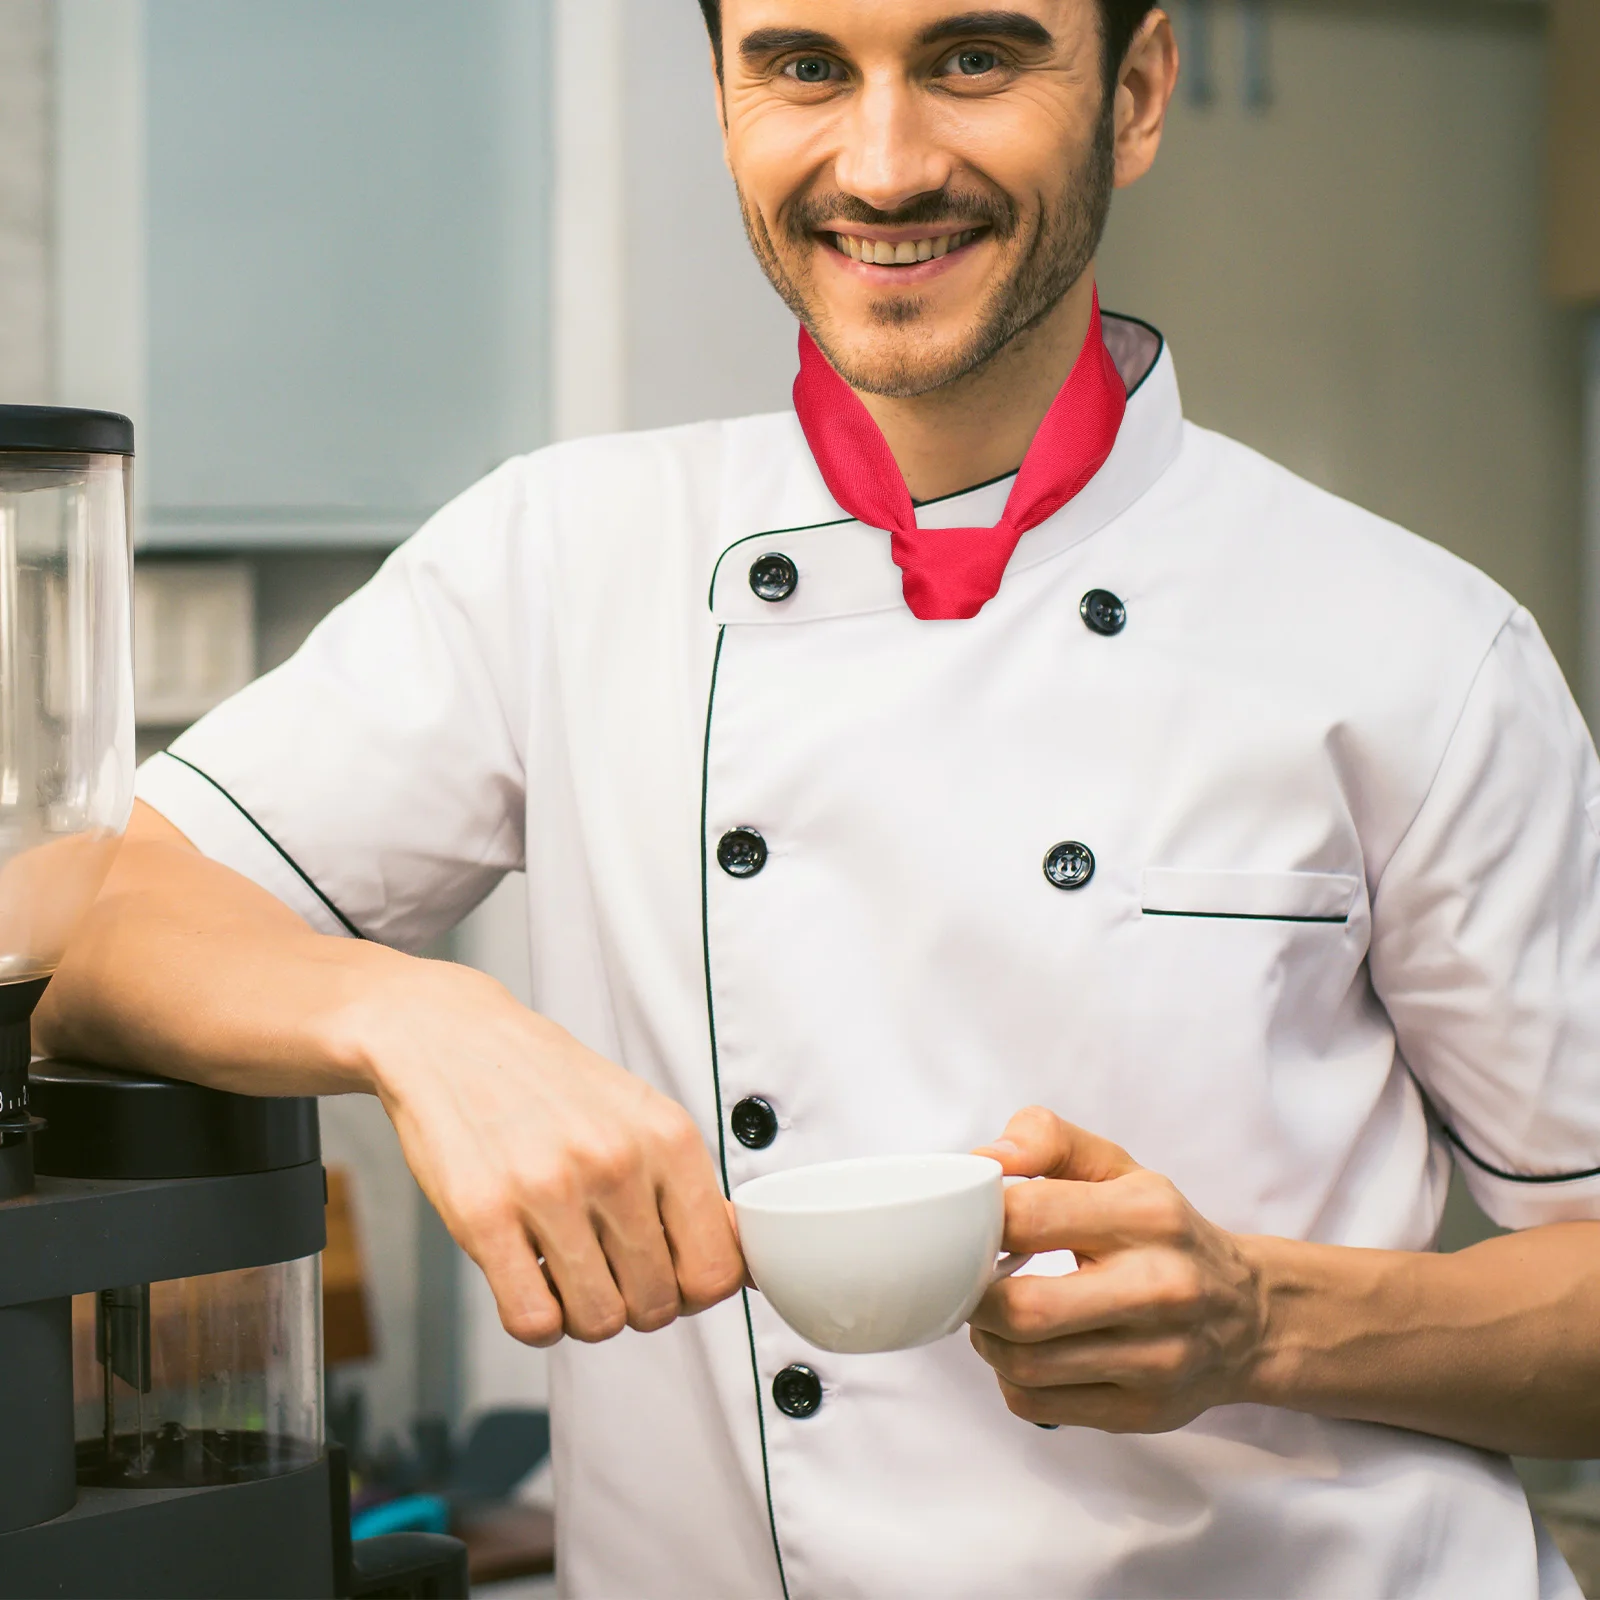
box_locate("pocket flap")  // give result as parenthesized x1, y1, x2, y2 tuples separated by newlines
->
(1141, 868, 1359, 923)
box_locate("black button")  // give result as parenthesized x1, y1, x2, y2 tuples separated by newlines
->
(749, 553, 799, 603)
(1080, 589, 1126, 636)
(1044, 841, 1095, 891)
(772, 1364, 823, 1419)
(731, 1096, 779, 1150)
(717, 828, 768, 878)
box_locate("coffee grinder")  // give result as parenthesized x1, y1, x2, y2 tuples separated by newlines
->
(0, 405, 466, 1597)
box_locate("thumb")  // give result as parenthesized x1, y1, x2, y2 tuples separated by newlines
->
(975, 1105, 1141, 1182)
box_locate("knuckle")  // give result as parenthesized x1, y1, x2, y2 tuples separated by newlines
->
(568, 1302, 629, 1344)
(998, 1378, 1047, 1423)
(515, 1159, 578, 1211)
(1152, 1257, 1205, 1313)
(1133, 1337, 1192, 1388)
(453, 1190, 516, 1242)
(656, 1108, 706, 1160)
(680, 1255, 744, 1310)
(1007, 1344, 1054, 1387)
(627, 1300, 679, 1335)
(500, 1302, 561, 1347)
(1004, 1284, 1058, 1342)
(1126, 1173, 1187, 1239)
(574, 1135, 641, 1192)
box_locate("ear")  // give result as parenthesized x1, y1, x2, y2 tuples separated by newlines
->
(1112, 9, 1179, 191)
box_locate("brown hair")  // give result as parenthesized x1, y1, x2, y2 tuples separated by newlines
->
(694, 1, 1159, 91)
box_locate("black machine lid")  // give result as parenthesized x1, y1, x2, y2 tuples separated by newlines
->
(28, 1061, 319, 1181)
(0, 405, 134, 456)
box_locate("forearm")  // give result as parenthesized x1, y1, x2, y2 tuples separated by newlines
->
(34, 801, 404, 1096)
(1243, 1222, 1600, 1457)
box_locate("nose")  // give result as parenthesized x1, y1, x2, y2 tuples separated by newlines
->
(831, 73, 954, 216)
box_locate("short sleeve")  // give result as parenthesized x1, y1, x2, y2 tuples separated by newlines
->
(135, 457, 540, 951)
(1370, 607, 1600, 1227)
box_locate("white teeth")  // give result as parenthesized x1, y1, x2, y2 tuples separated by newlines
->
(835, 229, 979, 265)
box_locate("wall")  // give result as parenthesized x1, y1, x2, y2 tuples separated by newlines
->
(620, 0, 796, 430)
(1099, 0, 1584, 678)
(0, 0, 52, 402)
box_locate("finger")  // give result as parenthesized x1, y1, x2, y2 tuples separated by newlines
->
(724, 1197, 757, 1292)
(994, 1376, 1174, 1435)
(459, 1212, 566, 1349)
(970, 1326, 1195, 1392)
(1000, 1168, 1194, 1256)
(656, 1145, 746, 1313)
(522, 1197, 630, 1343)
(589, 1177, 683, 1334)
(967, 1253, 1182, 1341)
(975, 1106, 1141, 1183)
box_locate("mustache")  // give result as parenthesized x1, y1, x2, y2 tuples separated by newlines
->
(783, 187, 1020, 245)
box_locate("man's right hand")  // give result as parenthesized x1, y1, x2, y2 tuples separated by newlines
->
(330, 955, 746, 1345)
(37, 800, 745, 1348)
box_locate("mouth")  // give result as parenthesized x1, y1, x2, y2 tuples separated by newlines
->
(826, 227, 988, 267)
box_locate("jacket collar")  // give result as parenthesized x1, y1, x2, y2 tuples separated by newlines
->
(710, 316, 1184, 626)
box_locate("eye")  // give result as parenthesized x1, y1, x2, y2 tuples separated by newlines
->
(784, 55, 839, 85)
(942, 47, 1002, 77)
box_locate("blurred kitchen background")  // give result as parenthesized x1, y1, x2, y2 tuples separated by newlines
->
(1, 0, 1597, 1590)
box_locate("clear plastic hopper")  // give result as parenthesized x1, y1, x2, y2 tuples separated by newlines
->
(0, 407, 136, 1197)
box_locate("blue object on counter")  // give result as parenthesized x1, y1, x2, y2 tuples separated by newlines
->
(351, 1492, 451, 1541)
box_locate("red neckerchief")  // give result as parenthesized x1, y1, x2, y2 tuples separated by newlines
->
(792, 289, 1127, 620)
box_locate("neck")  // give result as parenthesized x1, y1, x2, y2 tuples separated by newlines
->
(853, 271, 1098, 503)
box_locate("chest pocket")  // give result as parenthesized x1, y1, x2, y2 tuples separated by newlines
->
(1141, 868, 1360, 925)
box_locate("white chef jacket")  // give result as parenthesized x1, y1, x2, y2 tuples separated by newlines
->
(136, 319, 1600, 1600)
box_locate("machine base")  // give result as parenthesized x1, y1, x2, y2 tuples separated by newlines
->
(0, 1455, 336, 1599)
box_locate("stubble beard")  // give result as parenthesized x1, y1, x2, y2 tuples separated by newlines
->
(737, 100, 1116, 400)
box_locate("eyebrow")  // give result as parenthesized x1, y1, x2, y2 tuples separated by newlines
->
(738, 28, 843, 64)
(914, 12, 1054, 49)
(738, 12, 1054, 66)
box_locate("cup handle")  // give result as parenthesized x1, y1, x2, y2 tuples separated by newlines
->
(990, 1250, 1034, 1285)
(993, 1175, 1034, 1281)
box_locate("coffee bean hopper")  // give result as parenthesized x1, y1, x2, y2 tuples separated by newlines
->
(0, 406, 466, 1597)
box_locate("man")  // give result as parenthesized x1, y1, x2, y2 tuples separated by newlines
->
(41, 2, 1600, 1595)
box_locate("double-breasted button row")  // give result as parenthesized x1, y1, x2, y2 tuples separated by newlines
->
(746, 556, 1122, 630)
(721, 827, 1096, 893)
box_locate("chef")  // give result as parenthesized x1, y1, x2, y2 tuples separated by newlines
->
(38, 2, 1600, 1596)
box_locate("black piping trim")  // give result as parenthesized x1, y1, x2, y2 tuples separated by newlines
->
(1141, 909, 1349, 926)
(698, 627, 791, 1600)
(911, 464, 1019, 509)
(162, 752, 366, 940)
(1440, 1122, 1600, 1186)
(700, 628, 733, 1195)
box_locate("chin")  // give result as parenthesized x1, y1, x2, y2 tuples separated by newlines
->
(813, 317, 989, 400)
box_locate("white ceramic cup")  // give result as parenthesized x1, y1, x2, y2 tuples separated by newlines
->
(731, 1153, 1032, 1355)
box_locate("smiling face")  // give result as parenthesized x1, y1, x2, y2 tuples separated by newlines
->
(717, 2, 1123, 399)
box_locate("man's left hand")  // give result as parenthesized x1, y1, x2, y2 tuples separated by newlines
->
(968, 1106, 1268, 1433)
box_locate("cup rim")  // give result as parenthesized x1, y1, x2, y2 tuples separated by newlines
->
(731, 1151, 1002, 1217)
